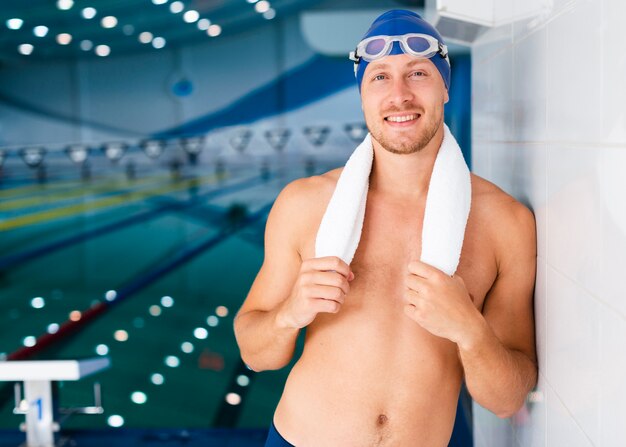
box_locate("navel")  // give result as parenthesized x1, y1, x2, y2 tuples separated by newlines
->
(377, 414, 388, 426)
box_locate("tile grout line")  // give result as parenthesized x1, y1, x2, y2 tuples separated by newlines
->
(543, 375, 596, 446)
(539, 255, 626, 322)
(474, 139, 626, 148)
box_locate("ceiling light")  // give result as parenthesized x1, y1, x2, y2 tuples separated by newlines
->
(141, 139, 165, 158)
(101, 16, 118, 28)
(165, 356, 180, 367)
(183, 10, 199, 23)
(255, 1, 270, 13)
(33, 26, 49, 37)
(151, 373, 164, 385)
(216, 306, 229, 317)
(102, 142, 126, 161)
(152, 37, 166, 49)
(230, 129, 252, 152)
(181, 137, 205, 154)
(303, 126, 331, 147)
(47, 323, 60, 334)
(107, 415, 124, 428)
(82, 7, 97, 19)
(95, 45, 111, 57)
(131, 391, 147, 404)
(114, 330, 128, 342)
(57, 0, 74, 10)
(7, 18, 24, 30)
(207, 24, 221, 37)
(139, 31, 153, 44)
(197, 18, 210, 30)
(96, 344, 109, 355)
(237, 375, 250, 386)
(344, 122, 368, 142)
(193, 327, 208, 340)
(56, 33, 72, 45)
(31, 297, 45, 309)
(263, 8, 276, 20)
(152, 0, 169, 4)
(207, 316, 219, 327)
(170, 1, 184, 13)
(66, 144, 89, 163)
(18, 44, 34, 55)
(80, 40, 93, 51)
(20, 146, 46, 167)
(247, 0, 259, 3)
(225, 392, 241, 405)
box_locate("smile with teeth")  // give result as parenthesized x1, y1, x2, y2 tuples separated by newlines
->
(385, 114, 419, 122)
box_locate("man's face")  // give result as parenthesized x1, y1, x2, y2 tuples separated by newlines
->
(360, 53, 449, 155)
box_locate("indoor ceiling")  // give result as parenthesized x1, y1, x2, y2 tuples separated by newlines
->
(0, 0, 425, 66)
(0, 0, 320, 65)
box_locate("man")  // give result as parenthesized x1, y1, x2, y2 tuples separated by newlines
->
(234, 10, 537, 446)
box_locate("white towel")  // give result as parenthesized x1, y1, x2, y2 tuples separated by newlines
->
(315, 123, 471, 276)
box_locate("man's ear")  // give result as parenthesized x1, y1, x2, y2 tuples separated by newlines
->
(444, 90, 449, 104)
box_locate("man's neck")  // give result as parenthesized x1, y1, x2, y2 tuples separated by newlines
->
(368, 125, 444, 199)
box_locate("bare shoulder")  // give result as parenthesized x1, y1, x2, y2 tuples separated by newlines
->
(273, 167, 342, 255)
(277, 167, 341, 214)
(470, 173, 537, 270)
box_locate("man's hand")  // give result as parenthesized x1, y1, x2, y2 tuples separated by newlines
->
(276, 256, 354, 330)
(403, 260, 481, 346)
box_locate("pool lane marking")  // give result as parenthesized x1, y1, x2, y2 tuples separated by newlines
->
(7, 199, 275, 361)
(0, 173, 134, 199)
(0, 174, 172, 208)
(0, 178, 81, 198)
(0, 174, 269, 270)
(0, 175, 220, 231)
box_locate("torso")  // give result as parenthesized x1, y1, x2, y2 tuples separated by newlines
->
(274, 168, 505, 446)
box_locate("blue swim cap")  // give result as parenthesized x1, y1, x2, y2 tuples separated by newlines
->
(353, 10, 450, 92)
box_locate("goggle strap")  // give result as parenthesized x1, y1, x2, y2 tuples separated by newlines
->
(438, 43, 449, 60)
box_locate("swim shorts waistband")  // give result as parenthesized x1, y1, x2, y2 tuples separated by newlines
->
(265, 420, 295, 447)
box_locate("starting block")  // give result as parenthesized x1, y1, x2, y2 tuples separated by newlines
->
(0, 357, 110, 447)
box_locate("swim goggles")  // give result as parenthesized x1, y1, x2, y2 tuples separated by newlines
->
(349, 33, 449, 65)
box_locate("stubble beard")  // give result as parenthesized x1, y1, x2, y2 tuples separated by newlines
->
(368, 112, 443, 155)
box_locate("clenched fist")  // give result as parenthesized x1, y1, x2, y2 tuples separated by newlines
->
(276, 256, 354, 329)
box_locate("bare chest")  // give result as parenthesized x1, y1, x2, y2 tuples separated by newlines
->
(301, 193, 497, 312)
(282, 192, 498, 444)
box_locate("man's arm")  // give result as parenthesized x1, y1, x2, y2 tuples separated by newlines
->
(404, 197, 538, 418)
(234, 178, 352, 372)
(234, 180, 305, 372)
(457, 200, 538, 418)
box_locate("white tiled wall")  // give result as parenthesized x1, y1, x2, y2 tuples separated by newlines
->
(470, 0, 626, 445)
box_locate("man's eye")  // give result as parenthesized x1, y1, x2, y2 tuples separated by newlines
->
(373, 74, 386, 81)
(411, 71, 426, 77)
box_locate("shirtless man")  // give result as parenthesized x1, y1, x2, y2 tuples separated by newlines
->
(234, 10, 538, 446)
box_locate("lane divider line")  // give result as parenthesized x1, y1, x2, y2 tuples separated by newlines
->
(6, 200, 275, 361)
(0, 175, 269, 271)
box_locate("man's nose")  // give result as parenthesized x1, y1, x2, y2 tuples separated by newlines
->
(387, 78, 415, 105)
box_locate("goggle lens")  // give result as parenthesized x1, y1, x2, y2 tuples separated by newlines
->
(364, 38, 387, 57)
(406, 35, 432, 53)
